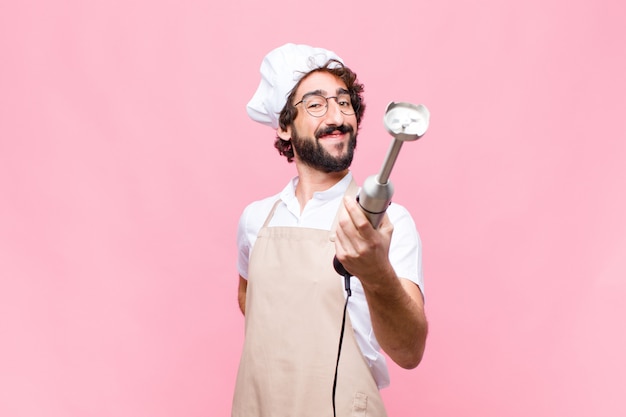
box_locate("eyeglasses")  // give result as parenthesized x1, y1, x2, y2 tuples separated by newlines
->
(293, 93, 356, 117)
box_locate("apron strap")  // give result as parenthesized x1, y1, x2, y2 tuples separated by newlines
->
(261, 198, 283, 228)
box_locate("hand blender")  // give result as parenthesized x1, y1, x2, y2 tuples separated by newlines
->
(333, 101, 430, 280)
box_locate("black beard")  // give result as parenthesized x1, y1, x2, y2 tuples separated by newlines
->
(291, 125, 357, 173)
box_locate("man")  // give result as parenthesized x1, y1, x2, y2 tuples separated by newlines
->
(233, 43, 428, 417)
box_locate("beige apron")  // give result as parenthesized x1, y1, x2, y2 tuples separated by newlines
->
(232, 181, 388, 417)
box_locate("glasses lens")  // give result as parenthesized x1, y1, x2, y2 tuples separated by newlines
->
(303, 95, 327, 116)
(335, 94, 355, 115)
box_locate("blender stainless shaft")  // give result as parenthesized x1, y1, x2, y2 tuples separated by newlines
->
(356, 102, 430, 228)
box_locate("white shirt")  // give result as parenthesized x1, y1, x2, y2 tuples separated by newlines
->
(236, 172, 424, 388)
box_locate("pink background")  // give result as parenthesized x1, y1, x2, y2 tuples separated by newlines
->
(1, 1, 625, 416)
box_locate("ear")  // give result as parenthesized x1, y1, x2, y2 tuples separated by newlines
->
(276, 125, 291, 141)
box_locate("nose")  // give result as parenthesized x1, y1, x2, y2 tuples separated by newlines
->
(324, 98, 345, 125)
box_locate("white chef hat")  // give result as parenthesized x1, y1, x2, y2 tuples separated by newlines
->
(246, 43, 344, 129)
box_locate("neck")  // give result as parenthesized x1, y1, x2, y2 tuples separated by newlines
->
(294, 164, 349, 211)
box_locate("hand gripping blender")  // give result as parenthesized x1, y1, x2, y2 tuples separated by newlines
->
(333, 101, 430, 281)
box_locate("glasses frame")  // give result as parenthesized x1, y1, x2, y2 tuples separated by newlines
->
(293, 93, 356, 118)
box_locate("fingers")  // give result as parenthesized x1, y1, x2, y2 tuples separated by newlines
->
(341, 197, 373, 234)
(334, 197, 392, 257)
(341, 197, 393, 237)
(333, 197, 394, 282)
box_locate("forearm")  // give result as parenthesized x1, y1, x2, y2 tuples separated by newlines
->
(238, 275, 247, 315)
(335, 197, 427, 367)
(361, 268, 428, 369)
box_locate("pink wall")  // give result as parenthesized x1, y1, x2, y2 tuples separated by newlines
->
(1, 1, 624, 416)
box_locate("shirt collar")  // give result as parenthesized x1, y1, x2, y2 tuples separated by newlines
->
(280, 171, 353, 205)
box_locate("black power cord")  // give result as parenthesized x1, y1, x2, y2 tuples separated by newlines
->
(332, 258, 353, 417)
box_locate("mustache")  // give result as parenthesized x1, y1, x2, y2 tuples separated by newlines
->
(315, 124, 354, 138)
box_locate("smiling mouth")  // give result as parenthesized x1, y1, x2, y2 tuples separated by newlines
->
(316, 125, 352, 140)
(319, 131, 345, 139)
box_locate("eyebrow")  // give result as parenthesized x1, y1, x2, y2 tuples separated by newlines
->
(300, 89, 326, 100)
(300, 88, 350, 100)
